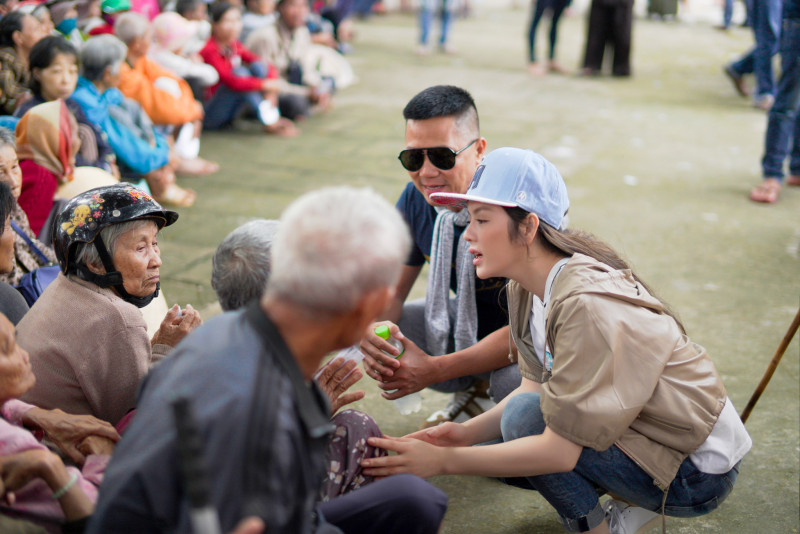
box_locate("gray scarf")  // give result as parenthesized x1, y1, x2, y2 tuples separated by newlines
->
(424, 207, 478, 356)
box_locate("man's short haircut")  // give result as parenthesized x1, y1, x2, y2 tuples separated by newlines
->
(266, 186, 411, 317)
(402, 85, 480, 138)
(211, 219, 280, 311)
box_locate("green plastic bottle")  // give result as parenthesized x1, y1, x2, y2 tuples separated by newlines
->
(374, 326, 421, 415)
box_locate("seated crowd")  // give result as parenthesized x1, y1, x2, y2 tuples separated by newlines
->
(0, 0, 356, 211)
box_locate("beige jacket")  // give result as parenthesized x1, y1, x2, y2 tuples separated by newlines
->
(245, 20, 322, 88)
(508, 254, 726, 490)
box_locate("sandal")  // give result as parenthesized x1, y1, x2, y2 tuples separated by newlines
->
(749, 178, 781, 204)
(156, 184, 196, 208)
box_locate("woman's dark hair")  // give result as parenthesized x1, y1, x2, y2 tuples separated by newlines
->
(0, 182, 15, 236)
(28, 36, 79, 96)
(0, 11, 27, 48)
(504, 206, 686, 334)
(208, 2, 237, 23)
(176, 0, 206, 17)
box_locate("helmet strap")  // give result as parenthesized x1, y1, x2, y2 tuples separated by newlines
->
(75, 235, 159, 308)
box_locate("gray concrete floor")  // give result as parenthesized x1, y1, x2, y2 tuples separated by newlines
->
(158, 6, 799, 532)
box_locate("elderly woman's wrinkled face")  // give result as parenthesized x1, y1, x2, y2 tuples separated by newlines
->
(35, 52, 79, 101)
(15, 14, 46, 53)
(113, 220, 163, 297)
(0, 314, 35, 402)
(0, 215, 14, 274)
(0, 145, 22, 200)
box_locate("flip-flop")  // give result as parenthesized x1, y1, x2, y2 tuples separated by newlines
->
(156, 184, 196, 207)
(749, 179, 781, 204)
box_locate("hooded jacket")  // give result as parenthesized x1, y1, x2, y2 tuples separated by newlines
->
(508, 253, 726, 490)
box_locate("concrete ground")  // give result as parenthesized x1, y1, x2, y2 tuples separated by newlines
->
(157, 3, 799, 532)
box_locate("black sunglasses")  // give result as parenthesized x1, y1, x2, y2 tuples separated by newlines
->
(398, 139, 479, 172)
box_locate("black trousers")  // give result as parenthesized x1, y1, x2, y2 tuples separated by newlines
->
(581, 0, 634, 76)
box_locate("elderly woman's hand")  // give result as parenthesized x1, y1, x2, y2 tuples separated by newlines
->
(77, 435, 116, 457)
(316, 357, 365, 415)
(21, 408, 120, 465)
(151, 304, 202, 347)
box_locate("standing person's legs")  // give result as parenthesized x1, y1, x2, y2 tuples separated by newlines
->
(751, 0, 782, 104)
(753, 19, 800, 202)
(582, 0, 610, 73)
(546, 0, 570, 72)
(439, 0, 455, 49)
(419, 0, 435, 48)
(722, 0, 734, 27)
(610, 0, 633, 76)
(318, 474, 448, 534)
(528, 0, 548, 63)
(790, 112, 800, 179)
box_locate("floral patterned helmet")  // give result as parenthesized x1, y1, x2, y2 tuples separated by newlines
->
(53, 183, 178, 275)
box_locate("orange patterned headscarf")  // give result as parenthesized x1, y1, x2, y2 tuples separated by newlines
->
(15, 99, 80, 184)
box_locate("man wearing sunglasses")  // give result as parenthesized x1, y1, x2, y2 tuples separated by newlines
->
(360, 85, 521, 428)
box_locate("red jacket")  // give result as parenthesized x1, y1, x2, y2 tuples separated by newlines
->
(198, 39, 277, 100)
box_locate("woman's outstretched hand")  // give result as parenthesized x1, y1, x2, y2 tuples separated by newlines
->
(360, 435, 449, 479)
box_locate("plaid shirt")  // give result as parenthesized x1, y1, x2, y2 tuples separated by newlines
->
(0, 47, 30, 115)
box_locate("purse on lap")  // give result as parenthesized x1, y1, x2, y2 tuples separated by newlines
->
(11, 220, 60, 307)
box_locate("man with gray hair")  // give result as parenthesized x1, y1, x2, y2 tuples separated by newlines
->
(89, 186, 448, 534)
(212, 219, 280, 311)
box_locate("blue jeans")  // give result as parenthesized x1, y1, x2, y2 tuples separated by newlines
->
(498, 393, 740, 532)
(762, 19, 800, 179)
(729, 0, 783, 98)
(203, 64, 268, 131)
(419, 0, 454, 46)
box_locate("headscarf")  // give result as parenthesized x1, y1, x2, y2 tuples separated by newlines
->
(152, 12, 194, 53)
(15, 100, 80, 184)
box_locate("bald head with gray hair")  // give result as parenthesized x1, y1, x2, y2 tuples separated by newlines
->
(265, 186, 411, 317)
(81, 34, 127, 82)
(212, 219, 280, 311)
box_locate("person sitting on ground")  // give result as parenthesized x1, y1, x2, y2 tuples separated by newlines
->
(246, 0, 336, 121)
(149, 12, 219, 101)
(200, 2, 299, 136)
(88, 186, 448, 534)
(0, 127, 57, 287)
(363, 147, 752, 534)
(15, 99, 82, 236)
(71, 34, 197, 207)
(16, 183, 202, 427)
(360, 85, 520, 429)
(0, 311, 116, 533)
(113, 11, 219, 174)
(174, 0, 212, 55)
(211, 218, 387, 501)
(0, 310, 273, 534)
(0, 181, 30, 324)
(241, 0, 276, 41)
(0, 11, 47, 115)
(16, 35, 118, 176)
(50, 0, 86, 50)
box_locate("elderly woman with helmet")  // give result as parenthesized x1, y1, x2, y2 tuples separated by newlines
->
(15, 183, 202, 427)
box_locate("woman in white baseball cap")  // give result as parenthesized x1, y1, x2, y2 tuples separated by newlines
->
(362, 147, 751, 534)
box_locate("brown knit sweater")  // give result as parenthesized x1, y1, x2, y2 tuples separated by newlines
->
(17, 273, 171, 425)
